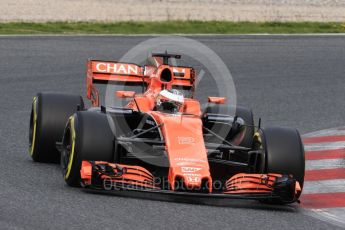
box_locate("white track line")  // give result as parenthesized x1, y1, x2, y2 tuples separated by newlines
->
(306, 208, 345, 228)
(303, 127, 345, 138)
(306, 158, 345, 170)
(304, 130, 345, 138)
(304, 141, 345, 152)
(303, 179, 345, 194)
(302, 127, 345, 227)
(314, 208, 345, 226)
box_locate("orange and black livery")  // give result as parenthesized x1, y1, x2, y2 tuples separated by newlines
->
(29, 53, 304, 205)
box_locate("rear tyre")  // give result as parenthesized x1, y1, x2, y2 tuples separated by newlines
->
(62, 111, 115, 187)
(203, 104, 254, 148)
(255, 127, 305, 203)
(29, 93, 84, 163)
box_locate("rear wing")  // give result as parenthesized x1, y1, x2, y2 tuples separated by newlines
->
(86, 60, 196, 105)
(88, 60, 144, 82)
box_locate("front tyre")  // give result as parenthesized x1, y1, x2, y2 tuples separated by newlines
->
(256, 127, 305, 188)
(254, 127, 305, 203)
(62, 111, 115, 187)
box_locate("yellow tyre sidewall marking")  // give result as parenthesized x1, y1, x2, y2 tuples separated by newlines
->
(64, 116, 76, 180)
(253, 131, 263, 149)
(29, 97, 37, 156)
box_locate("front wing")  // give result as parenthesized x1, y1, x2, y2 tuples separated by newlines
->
(80, 161, 301, 205)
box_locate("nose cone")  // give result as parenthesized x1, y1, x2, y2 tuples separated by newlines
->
(149, 111, 213, 192)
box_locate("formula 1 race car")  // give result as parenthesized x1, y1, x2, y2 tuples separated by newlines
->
(29, 53, 305, 205)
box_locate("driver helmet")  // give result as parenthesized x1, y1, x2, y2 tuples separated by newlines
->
(156, 89, 184, 113)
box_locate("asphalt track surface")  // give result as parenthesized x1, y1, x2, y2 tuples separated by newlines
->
(1, 35, 345, 230)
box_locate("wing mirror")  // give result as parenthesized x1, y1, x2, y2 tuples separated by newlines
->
(116, 91, 136, 98)
(208, 97, 226, 104)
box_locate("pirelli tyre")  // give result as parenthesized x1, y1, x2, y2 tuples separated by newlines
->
(203, 104, 254, 148)
(254, 127, 305, 203)
(61, 111, 115, 187)
(29, 93, 84, 163)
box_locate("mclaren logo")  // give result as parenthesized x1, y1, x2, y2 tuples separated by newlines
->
(181, 167, 201, 173)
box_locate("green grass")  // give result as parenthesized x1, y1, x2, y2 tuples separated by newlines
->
(0, 21, 345, 34)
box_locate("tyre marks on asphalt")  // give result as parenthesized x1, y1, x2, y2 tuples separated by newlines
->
(301, 126, 345, 227)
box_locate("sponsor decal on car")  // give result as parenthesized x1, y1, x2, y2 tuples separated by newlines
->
(93, 62, 140, 75)
(181, 167, 201, 173)
(177, 136, 195, 145)
(172, 67, 186, 77)
(174, 157, 206, 163)
(186, 176, 201, 183)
